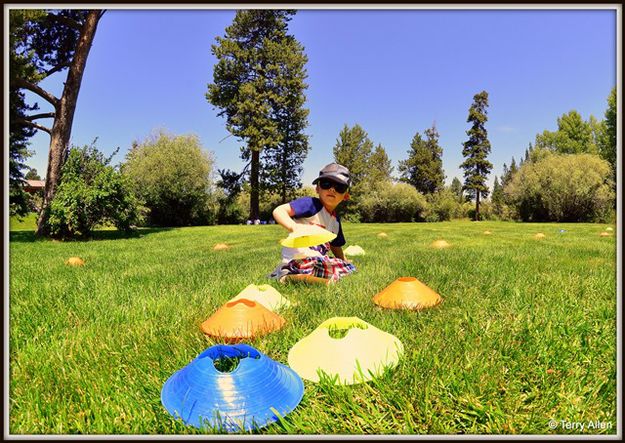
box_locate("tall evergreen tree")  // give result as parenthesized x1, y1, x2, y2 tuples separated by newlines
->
(450, 177, 463, 203)
(260, 31, 310, 203)
(398, 124, 445, 194)
(208, 10, 307, 219)
(10, 9, 104, 235)
(366, 143, 394, 186)
(333, 124, 374, 190)
(460, 90, 493, 220)
(491, 176, 505, 215)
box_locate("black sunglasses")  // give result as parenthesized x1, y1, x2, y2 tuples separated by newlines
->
(319, 179, 349, 194)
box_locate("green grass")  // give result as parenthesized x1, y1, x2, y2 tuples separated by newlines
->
(8, 220, 617, 435)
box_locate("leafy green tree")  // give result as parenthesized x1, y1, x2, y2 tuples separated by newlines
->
(9, 9, 105, 236)
(460, 91, 493, 220)
(123, 132, 216, 227)
(450, 177, 464, 203)
(47, 143, 141, 238)
(207, 10, 308, 219)
(366, 144, 394, 187)
(504, 151, 614, 222)
(25, 168, 41, 180)
(600, 87, 616, 174)
(398, 124, 445, 195)
(534, 110, 599, 155)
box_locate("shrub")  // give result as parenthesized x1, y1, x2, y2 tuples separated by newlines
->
(123, 131, 216, 226)
(504, 151, 614, 222)
(358, 181, 428, 222)
(47, 144, 141, 238)
(424, 188, 465, 221)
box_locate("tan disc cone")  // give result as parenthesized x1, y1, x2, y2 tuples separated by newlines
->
(377, 232, 388, 238)
(65, 257, 85, 266)
(431, 240, 451, 249)
(373, 277, 442, 310)
(201, 298, 286, 341)
(213, 243, 230, 251)
(599, 231, 612, 237)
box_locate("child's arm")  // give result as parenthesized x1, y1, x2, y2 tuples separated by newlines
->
(330, 245, 346, 260)
(272, 203, 299, 232)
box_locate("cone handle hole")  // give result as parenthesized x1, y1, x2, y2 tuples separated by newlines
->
(328, 323, 368, 339)
(398, 277, 417, 282)
(226, 298, 255, 308)
(213, 356, 242, 372)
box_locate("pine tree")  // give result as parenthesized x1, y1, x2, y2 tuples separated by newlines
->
(398, 124, 445, 194)
(208, 10, 307, 219)
(260, 28, 310, 204)
(460, 90, 493, 220)
(450, 177, 463, 203)
(491, 175, 505, 216)
(366, 144, 393, 186)
(333, 124, 374, 190)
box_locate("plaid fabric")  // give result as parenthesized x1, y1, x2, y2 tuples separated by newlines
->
(282, 255, 356, 281)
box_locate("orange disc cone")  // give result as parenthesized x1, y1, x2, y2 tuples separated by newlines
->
(201, 299, 286, 341)
(213, 243, 230, 251)
(599, 231, 612, 237)
(373, 277, 442, 310)
(65, 257, 85, 266)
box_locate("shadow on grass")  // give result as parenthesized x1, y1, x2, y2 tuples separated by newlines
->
(9, 227, 173, 243)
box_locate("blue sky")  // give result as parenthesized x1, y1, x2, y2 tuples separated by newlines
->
(21, 7, 616, 188)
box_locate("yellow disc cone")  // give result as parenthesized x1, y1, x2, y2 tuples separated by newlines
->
(344, 245, 366, 256)
(280, 224, 336, 248)
(373, 277, 442, 310)
(229, 284, 291, 311)
(534, 233, 546, 240)
(287, 317, 403, 385)
(431, 240, 451, 249)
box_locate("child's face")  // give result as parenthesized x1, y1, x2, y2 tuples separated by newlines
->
(316, 179, 349, 210)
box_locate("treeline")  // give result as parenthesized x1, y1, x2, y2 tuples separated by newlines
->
(36, 84, 615, 238)
(9, 9, 616, 239)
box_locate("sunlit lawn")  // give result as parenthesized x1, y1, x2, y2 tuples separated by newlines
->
(8, 218, 617, 434)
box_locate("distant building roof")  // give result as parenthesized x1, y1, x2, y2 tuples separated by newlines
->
(24, 180, 45, 193)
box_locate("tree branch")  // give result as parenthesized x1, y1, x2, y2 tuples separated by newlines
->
(47, 13, 82, 31)
(43, 62, 70, 79)
(15, 118, 52, 135)
(25, 112, 56, 120)
(11, 78, 59, 109)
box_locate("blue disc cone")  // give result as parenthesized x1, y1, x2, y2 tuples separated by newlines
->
(161, 344, 304, 432)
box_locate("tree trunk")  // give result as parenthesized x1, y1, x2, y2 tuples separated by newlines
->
(475, 192, 481, 221)
(36, 10, 101, 237)
(250, 149, 260, 221)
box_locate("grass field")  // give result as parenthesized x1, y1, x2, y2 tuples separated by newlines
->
(8, 218, 618, 435)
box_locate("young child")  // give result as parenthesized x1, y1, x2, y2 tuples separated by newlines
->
(270, 163, 356, 285)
